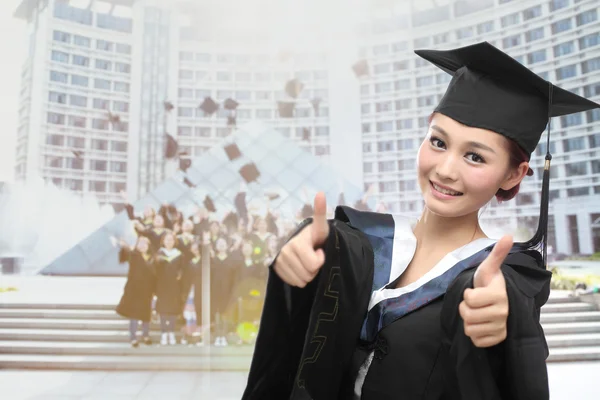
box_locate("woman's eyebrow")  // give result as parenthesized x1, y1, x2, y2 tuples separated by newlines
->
(430, 124, 497, 154)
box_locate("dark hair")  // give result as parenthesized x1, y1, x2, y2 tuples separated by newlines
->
(495, 139, 533, 203)
(160, 230, 177, 247)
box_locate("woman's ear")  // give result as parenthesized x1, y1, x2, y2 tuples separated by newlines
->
(500, 161, 530, 191)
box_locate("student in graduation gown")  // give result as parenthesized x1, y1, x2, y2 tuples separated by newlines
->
(177, 220, 197, 312)
(248, 217, 274, 266)
(210, 236, 237, 346)
(134, 214, 167, 251)
(242, 42, 600, 400)
(155, 230, 184, 346)
(115, 236, 156, 347)
(123, 203, 156, 228)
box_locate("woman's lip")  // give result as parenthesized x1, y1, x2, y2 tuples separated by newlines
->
(430, 181, 463, 198)
(430, 181, 462, 193)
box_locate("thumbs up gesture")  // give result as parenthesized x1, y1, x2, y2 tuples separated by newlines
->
(459, 235, 512, 348)
(273, 192, 329, 288)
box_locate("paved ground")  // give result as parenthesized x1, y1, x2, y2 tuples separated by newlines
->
(0, 362, 598, 399)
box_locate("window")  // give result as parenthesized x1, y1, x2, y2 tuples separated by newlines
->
(113, 121, 128, 132)
(217, 71, 231, 81)
(556, 64, 577, 80)
(68, 116, 86, 128)
(65, 158, 84, 171)
(456, 27, 473, 39)
(554, 42, 575, 57)
(178, 88, 193, 98)
(256, 109, 272, 119)
(115, 62, 130, 74)
(111, 161, 127, 173)
(377, 140, 394, 152)
(113, 101, 129, 112)
(378, 161, 396, 172)
(363, 162, 373, 173)
(393, 61, 409, 72)
(417, 96, 435, 107)
(536, 141, 556, 156)
(551, 18, 572, 34)
(48, 91, 66, 104)
(579, 33, 600, 50)
(178, 107, 193, 117)
(394, 79, 410, 91)
(563, 136, 585, 151)
(50, 70, 68, 83)
(416, 76, 433, 87)
(67, 136, 85, 149)
(255, 90, 271, 100)
(374, 63, 391, 74)
(179, 52, 193, 62)
(53, 2, 92, 25)
(587, 109, 600, 123)
(395, 99, 411, 110)
(576, 9, 597, 26)
(71, 75, 88, 87)
(110, 182, 126, 193)
(362, 123, 371, 134)
(433, 33, 448, 45)
(375, 101, 392, 113)
(195, 89, 211, 99)
(397, 119, 413, 130)
(91, 139, 108, 151)
(477, 21, 494, 34)
(523, 6, 542, 20)
(216, 90, 232, 100)
(397, 138, 414, 150)
(374, 82, 392, 94)
(46, 134, 64, 146)
(47, 112, 65, 125)
(114, 82, 130, 92)
(525, 28, 544, 43)
(89, 181, 106, 192)
(399, 180, 416, 191)
(376, 121, 394, 132)
(315, 126, 329, 136)
(92, 118, 109, 130)
(111, 141, 128, 152)
(527, 50, 546, 64)
(72, 55, 89, 67)
(315, 145, 330, 156)
(116, 43, 131, 55)
(53, 30, 70, 43)
(51, 50, 69, 63)
(236, 90, 251, 100)
(93, 98, 109, 110)
(94, 78, 111, 90)
(550, 0, 569, 12)
(179, 70, 193, 80)
(195, 127, 211, 137)
(95, 59, 111, 71)
(502, 35, 521, 48)
(593, 160, 600, 174)
(73, 35, 90, 47)
(398, 159, 416, 170)
(195, 53, 210, 62)
(566, 161, 588, 176)
(584, 83, 600, 97)
(97, 12, 132, 33)
(235, 72, 251, 82)
(562, 114, 583, 128)
(90, 160, 107, 172)
(582, 57, 600, 74)
(379, 182, 397, 193)
(97, 39, 114, 51)
(363, 143, 372, 153)
(501, 13, 520, 27)
(69, 94, 87, 107)
(392, 41, 408, 53)
(65, 179, 83, 190)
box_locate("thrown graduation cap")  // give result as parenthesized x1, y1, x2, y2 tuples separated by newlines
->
(182, 177, 196, 188)
(416, 41, 599, 268)
(223, 98, 239, 111)
(203, 195, 216, 213)
(178, 152, 192, 172)
(164, 101, 174, 112)
(265, 191, 280, 201)
(107, 112, 120, 124)
(199, 97, 219, 116)
(71, 150, 84, 159)
(285, 79, 304, 99)
(224, 143, 242, 161)
(302, 127, 311, 141)
(310, 97, 322, 116)
(239, 163, 260, 183)
(277, 101, 295, 118)
(227, 116, 237, 127)
(165, 134, 178, 159)
(234, 191, 248, 219)
(352, 59, 369, 77)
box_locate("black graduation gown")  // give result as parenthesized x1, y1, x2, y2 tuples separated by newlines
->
(248, 232, 273, 265)
(189, 256, 203, 322)
(115, 248, 156, 322)
(154, 248, 183, 315)
(210, 253, 237, 315)
(135, 226, 167, 252)
(177, 234, 196, 308)
(242, 209, 552, 400)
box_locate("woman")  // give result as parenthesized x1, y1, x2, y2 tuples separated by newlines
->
(248, 217, 273, 265)
(155, 230, 183, 346)
(211, 236, 237, 346)
(243, 42, 599, 399)
(115, 236, 155, 347)
(134, 214, 167, 251)
(177, 220, 197, 312)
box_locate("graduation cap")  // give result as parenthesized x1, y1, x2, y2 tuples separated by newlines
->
(352, 59, 369, 78)
(234, 191, 248, 219)
(163, 101, 174, 112)
(182, 177, 196, 188)
(165, 134, 178, 159)
(107, 112, 120, 124)
(71, 150, 84, 159)
(277, 101, 295, 118)
(285, 79, 304, 99)
(302, 127, 311, 141)
(224, 143, 242, 161)
(416, 41, 599, 268)
(178, 152, 192, 172)
(265, 191, 280, 201)
(310, 97, 322, 116)
(227, 116, 237, 127)
(223, 98, 239, 111)
(239, 163, 260, 183)
(199, 97, 219, 116)
(203, 195, 216, 213)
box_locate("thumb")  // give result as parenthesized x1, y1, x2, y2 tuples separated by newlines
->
(310, 192, 329, 247)
(474, 235, 513, 288)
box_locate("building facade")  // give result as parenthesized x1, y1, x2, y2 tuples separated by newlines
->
(13, 0, 600, 254)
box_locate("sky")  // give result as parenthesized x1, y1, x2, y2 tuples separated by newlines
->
(0, 0, 26, 183)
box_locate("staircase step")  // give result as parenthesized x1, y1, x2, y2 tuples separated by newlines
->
(0, 329, 165, 342)
(0, 341, 254, 357)
(0, 318, 156, 331)
(0, 303, 115, 311)
(540, 311, 600, 324)
(542, 322, 600, 335)
(548, 346, 600, 362)
(545, 333, 600, 348)
(0, 309, 120, 320)
(0, 354, 251, 371)
(541, 302, 597, 313)
(546, 294, 580, 304)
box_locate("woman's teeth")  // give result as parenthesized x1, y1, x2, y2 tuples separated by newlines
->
(432, 182, 462, 196)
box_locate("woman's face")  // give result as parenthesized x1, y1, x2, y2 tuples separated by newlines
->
(256, 218, 267, 233)
(242, 242, 253, 257)
(153, 215, 164, 228)
(191, 243, 200, 255)
(136, 238, 150, 253)
(163, 233, 176, 249)
(143, 206, 154, 219)
(416, 113, 528, 218)
(210, 222, 220, 235)
(215, 238, 227, 252)
(182, 220, 193, 233)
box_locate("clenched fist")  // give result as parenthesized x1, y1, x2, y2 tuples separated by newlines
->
(274, 192, 330, 288)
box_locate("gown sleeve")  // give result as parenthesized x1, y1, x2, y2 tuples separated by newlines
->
(242, 218, 374, 400)
(440, 250, 552, 400)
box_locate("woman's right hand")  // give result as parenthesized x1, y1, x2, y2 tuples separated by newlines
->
(273, 192, 329, 288)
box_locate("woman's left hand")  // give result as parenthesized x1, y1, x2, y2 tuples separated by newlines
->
(459, 235, 512, 348)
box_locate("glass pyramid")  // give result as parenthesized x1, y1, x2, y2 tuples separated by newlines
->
(41, 121, 368, 276)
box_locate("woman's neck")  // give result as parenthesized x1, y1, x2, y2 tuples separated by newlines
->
(413, 207, 487, 252)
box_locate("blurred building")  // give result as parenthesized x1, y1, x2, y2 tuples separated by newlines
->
(13, 0, 600, 254)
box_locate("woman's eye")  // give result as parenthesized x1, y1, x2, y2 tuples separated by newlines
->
(429, 137, 445, 148)
(466, 152, 485, 163)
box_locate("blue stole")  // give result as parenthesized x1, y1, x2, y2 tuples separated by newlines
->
(335, 206, 496, 344)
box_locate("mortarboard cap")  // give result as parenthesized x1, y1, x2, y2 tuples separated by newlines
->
(265, 191, 280, 201)
(71, 150, 84, 159)
(302, 127, 311, 141)
(164, 101, 174, 112)
(352, 59, 369, 78)
(234, 191, 248, 218)
(199, 97, 219, 116)
(239, 163, 260, 183)
(227, 115, 237, 127)
(203, 195, 216, 213)
(223, 98, 239, 111)
(277, 101, 295, 118)
(178, 152, 192, 172)
(165, 134, 178, 159)
(285, 79, 304, 99)
(182, 177, 196, 188)
(224, 143, 242, 161)
(416, 41, 599, 269)
(107, 112, 120, 124)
